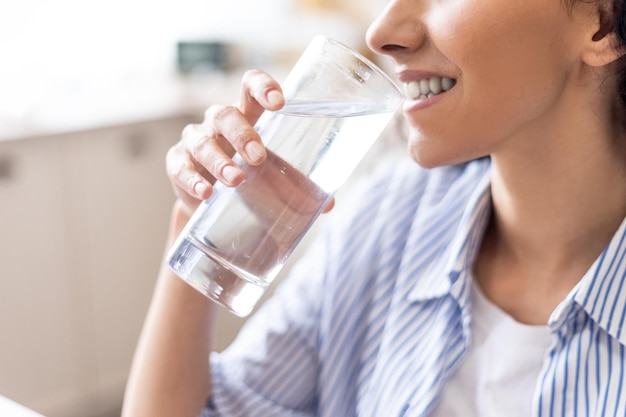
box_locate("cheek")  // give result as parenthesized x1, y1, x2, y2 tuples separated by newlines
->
(435, 0, 578, 88)
(431, 4, 579, 136)
(405, 2, 583, 167)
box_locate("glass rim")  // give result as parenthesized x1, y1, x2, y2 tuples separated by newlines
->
(312, 35, 402, 97)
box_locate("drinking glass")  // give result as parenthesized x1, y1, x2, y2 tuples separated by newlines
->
(166, 35, 403, 316)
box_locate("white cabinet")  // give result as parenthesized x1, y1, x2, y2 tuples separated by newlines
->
(66, 119, 187, 416)
(0, 115, 193, 417)
(0, 136, 80, 416)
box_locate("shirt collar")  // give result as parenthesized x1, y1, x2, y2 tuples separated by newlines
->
(404, 164, 626, 346)
(407, 171, 492, 304)
(551, 215, 626, 345)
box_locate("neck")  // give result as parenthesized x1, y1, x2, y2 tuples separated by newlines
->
(474, 116, 626, 325)
(488, 117, 626, 281)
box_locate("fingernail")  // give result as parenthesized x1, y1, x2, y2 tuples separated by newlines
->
(244, 141, 266, 164)
(266, 90, 283, 107)
(222, 165, 240, 184)
(194, 181, 208, 197)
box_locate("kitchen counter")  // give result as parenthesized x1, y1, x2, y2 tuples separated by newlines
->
(0, 396, 45, 417)
(0, 72, 243, 142)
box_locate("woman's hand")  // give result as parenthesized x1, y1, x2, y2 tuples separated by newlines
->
(166, 69, 285, 216)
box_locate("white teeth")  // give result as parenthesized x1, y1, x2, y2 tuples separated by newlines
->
(404, 76, 455, 99)
(406, 81, 421, 98)
(441, 77, 455, 91)
(429, 77, 442, 95)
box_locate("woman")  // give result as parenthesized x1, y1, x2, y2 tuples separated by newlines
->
(122, 0, 626, 416)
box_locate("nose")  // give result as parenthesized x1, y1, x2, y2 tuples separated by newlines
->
(366, 0, 426, 60)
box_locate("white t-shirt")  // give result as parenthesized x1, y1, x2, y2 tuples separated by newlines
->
(431, 280, 552, 417)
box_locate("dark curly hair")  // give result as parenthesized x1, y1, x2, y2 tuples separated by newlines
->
(614, 1, 626, 106)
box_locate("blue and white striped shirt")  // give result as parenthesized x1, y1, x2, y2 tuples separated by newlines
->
(202, 156, 626, 417)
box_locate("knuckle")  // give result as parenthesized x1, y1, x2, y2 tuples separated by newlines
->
(230, 125, 253, 145)
(241, 68, 265, 83)
(203, 105, 219, 120)
(165, 145, 184, 172)
(186, 173, 200, 189)
(172, 159, 194, 180)
(210, 157, 229, 177)
(181, 123, 198, 138)
(205, 104, 239, 121)
(190, 135, 208, 160)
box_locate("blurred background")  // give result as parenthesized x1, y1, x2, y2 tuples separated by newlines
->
(0, 1, 396, 416)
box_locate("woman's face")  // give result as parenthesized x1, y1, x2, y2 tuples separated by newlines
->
(366, 0, 598, 168)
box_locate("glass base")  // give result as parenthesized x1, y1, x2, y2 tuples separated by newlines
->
(167, 236, 267, 317)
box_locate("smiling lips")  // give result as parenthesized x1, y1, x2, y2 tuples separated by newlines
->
(404, 76, 456, 99)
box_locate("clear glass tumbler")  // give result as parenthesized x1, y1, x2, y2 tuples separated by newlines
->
(166, 36, 403, 316)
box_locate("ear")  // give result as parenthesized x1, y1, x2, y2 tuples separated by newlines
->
(581, 0, 624, 67)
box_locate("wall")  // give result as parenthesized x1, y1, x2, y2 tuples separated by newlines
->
(0, 0, 376, 125)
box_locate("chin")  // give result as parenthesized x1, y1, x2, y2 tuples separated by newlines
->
(407, 132, 490, 169)
(408, 141, 467, 169)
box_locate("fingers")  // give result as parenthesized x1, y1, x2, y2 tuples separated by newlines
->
(323, 198, 335, 213)
(240, 69, 285, 123)
(167, 69, 286, 212)
(166, 137, 213, 206)
(203, 104, 266, 167)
